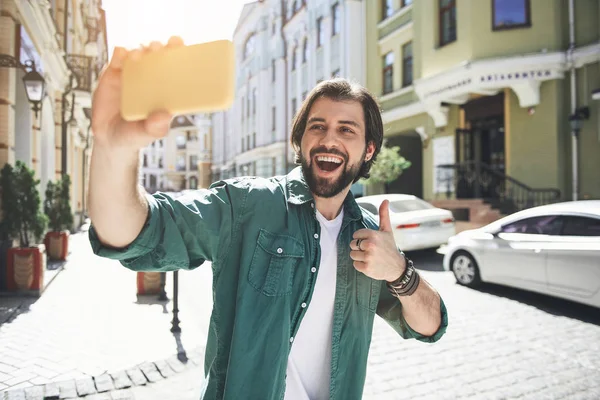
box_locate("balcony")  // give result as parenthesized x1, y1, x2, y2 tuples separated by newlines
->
(66, 54, 95, 92)
(378, 5, 413, 41)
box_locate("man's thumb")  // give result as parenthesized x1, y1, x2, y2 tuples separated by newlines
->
(379, 200, 393, 232)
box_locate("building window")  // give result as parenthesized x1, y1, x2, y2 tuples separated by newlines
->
(176, 135, 186, 149)
(402, 0, 413, 7)
(272, 106, 276, 131)
(292, 47, 297, 71)
(382, 0, 393, 20)
(332, 3, 340, 36)
(272, 21, 276, 35)
(302, 91, 308, 100)
(176, 155, 186, 171)
(272, 59, 276, 82)
(253, 132, 256, 148)
(244, 33, 256, 60)
(247, 94, 250, 118)
(252, 88, 257, 115)
(143, 154, 148, 167)
(402, 41, 413, 87)
(241, 137, 245, 152)
(291, 98, 297, 118)
(492, 0, 531, 30)
(241, 96, 245, 120)
(302, 38, 308, 63)
(317, 17, 324, 48)
(439, 0, 457, 46)
(189, 155, 198, 171)
(332, 69, 340, 78)
(382, 52, 394, 95)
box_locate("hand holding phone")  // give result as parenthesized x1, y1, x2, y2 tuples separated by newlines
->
(90, 37, 234, 153)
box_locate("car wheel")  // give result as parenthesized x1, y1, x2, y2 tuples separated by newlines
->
(451, 251, 481, 287)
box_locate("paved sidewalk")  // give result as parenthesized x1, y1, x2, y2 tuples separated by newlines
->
(0, 229, 214, 398)
(2, 235, 600, 399)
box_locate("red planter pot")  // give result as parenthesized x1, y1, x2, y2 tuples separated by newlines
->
(137, 272, 162, 295)
(44, 231, 70, 261)
(6, 245, 46, 293)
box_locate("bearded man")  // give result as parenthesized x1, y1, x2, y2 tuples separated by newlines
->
(88, 38, 448, 400)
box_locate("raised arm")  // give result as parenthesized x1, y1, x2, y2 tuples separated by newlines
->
(88, 39, 183, 248)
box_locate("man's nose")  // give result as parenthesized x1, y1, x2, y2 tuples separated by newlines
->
(319, 128, 339, 147)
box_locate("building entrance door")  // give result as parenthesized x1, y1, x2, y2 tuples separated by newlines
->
(456, 93, 506, 199)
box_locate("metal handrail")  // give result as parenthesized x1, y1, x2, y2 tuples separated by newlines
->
(436, 161, 561, 213)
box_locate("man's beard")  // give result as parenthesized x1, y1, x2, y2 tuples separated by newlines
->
(300, 146, 365, 198)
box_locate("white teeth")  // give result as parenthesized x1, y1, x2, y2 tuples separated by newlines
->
(316, 156, 342, 164)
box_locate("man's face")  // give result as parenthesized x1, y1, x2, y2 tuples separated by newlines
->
(300, 97, 375, 198)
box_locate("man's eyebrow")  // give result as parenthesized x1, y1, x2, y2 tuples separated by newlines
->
(338, 120, 361, 128)
(307, 117, 361, 128)
(307, 117, 326, 124)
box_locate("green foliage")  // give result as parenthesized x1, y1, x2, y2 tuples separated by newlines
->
(0, 161, 48, 248)
(361, 141, 412, 185)
(44, 175, 73, 232)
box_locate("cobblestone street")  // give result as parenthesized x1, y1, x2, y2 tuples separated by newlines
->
(1, 236, 599, 399)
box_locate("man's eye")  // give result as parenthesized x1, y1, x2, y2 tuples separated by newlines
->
(311, 125, 325, 130)
(341, 127, 354, 133)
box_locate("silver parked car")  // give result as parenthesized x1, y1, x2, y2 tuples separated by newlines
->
(442, 201, 600, 308)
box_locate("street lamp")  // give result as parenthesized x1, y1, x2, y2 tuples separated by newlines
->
(568, 113, 583, 134)
(21, 60, 45, 118)
(0, 55, 46, 118)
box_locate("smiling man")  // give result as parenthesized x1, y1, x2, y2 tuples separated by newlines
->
(88, 40, 448, 400)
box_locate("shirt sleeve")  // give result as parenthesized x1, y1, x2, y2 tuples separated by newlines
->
(88, 181, 242, 272)
(376, 281, 448, 343)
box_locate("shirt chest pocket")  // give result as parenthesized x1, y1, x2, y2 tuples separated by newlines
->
(248, 229, 305, 297)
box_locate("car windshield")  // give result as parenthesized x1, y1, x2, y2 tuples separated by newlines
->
(389, 199, 434, 213)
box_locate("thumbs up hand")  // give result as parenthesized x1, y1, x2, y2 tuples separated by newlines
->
(350, 200, 407, 282)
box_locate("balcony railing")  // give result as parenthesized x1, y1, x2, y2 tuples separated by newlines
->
(66, 54, 94, 92)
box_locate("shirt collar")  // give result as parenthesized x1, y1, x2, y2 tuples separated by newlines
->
(285, 166, 363, 223)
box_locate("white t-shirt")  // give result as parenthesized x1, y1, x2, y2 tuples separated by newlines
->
(284, 207, 344, 400)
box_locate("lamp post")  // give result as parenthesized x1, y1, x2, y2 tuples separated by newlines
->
(0, 55, 46, 118)
(568, 106, 590, 201)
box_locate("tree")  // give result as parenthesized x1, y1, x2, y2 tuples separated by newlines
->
(0, 161, 48, 248)
(44, 175, 73, 232)
(361, 141, 412, 192)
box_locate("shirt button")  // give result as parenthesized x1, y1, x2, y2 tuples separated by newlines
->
(314, 233, 319, 239)
(277, 247, 283, 254)
(311, 203, 314, 208)
(311, 267, 317, 273)
(301, 302, 307, 308)
(290, 337, 294, 343)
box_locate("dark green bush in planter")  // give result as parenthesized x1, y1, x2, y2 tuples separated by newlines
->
(44, 175, 73, 261)
(1, 161, 48, 293)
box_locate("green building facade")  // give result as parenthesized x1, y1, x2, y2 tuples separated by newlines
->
(365, 0, 600, 210)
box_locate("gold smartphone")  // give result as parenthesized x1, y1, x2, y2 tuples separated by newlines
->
(120, 40, 235, 121)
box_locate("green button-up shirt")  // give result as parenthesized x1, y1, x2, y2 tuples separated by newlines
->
(89, 167, 448, 400)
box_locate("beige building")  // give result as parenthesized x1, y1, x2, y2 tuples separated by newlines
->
(140, 114, 212, 193)
(0, 0, 108, 227)
(365, 0, 600, 219)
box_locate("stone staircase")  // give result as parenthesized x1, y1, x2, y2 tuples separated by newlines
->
(430, 199, 505, 226)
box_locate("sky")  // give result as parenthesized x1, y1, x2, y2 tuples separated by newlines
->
(102, 0, 251, 55)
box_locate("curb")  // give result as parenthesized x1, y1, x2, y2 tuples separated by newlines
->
(0, 347, 205, 400)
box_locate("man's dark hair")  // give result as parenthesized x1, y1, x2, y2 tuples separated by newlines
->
(290, 78, 384, 182)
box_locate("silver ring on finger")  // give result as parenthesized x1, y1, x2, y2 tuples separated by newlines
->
(356, 239, 363, 251)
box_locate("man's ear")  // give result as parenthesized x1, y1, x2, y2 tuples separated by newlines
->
(365, 141, 376, 162)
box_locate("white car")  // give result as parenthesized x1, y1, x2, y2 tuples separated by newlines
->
(356, 194, 456, 251)
(443, 201, 600, 308)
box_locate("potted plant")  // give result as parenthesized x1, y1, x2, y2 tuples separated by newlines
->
(1, 161, 48, 293)
(44, 175, 73, 260)
(360, 140, 412, 194)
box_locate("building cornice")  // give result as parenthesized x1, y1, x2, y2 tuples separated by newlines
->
(383, 45, 600, 127)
